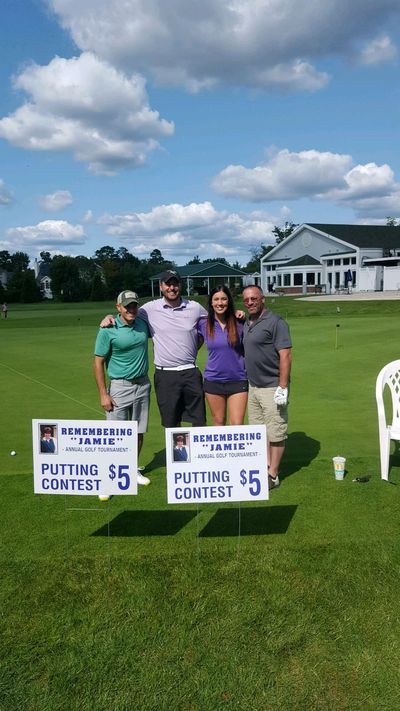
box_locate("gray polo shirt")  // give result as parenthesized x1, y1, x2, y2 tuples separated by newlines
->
(139, 298, 207, 367)
(243, 309, 292, 387)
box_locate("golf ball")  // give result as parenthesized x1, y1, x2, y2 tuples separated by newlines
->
(10, 450, 16, 456)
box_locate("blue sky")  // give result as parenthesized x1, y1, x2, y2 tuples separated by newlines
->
(0, 0, 399, 266)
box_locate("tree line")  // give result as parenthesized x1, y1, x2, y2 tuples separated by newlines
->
(0, 222, 298, 303)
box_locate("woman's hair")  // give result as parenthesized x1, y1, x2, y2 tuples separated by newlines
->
(207, 285, 238, 346)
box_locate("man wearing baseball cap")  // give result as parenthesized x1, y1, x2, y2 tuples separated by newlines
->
(100, 271, 208, 428)
(94, 290, 151, 490)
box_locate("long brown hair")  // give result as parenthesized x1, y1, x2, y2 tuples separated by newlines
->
(207, 285, 239, 346)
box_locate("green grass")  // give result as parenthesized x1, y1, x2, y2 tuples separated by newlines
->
(1, 298, 400, 710)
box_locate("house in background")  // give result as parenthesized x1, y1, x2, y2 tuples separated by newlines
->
(150, 262, 247, 297)
(260, 224, 400, 294)
(33, 258, 53, 299)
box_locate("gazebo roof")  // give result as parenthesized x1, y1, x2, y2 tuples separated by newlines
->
(150, 262, 246, 281)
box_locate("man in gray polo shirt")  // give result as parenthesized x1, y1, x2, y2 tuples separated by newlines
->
(101, 270, 207, 428)
(242, 285, 292, 489)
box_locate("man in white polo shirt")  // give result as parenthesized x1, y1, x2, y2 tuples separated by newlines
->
(101, 270, 207, 428)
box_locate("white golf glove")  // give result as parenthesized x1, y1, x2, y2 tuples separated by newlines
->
(274, 386, 288, 406)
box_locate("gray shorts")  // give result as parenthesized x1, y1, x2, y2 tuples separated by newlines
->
(107, 376, 151, 433)
(247, 385, 288, 443)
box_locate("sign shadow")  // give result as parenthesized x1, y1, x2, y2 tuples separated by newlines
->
(199, 505, 297, 537)
(91, 509, 197, 537)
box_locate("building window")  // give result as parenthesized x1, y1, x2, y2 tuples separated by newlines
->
(277, 275, 282, 286)
(272, 265, 276, 271)
(335, 272, 340, 287)
(283, 274, 290, 286)
(327, 259, 333, 266)
(266, 266, 271, 271)
(293, 273, 303, 286)
(334, 258, 340, 265)
(351, 257, 356, 264)
(328, 273, 332, 286)
(306, 272, 315, 285)
(343, 258, 350, 265)
(352, 271, 356, 286)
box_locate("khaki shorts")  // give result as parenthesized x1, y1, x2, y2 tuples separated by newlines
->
(247, 385, 288, 442)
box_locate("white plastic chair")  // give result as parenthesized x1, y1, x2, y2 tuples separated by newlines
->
(376, 360, 400, 480)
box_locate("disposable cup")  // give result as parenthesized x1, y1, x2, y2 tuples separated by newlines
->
(333, 456, 346, 480)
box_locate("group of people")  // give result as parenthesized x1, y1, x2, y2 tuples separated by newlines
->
(94, 270, 292, 495)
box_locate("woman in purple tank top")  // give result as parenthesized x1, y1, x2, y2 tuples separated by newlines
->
(197, 285, 248, 426)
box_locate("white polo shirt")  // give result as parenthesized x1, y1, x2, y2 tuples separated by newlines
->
(139, 298, 207, 368)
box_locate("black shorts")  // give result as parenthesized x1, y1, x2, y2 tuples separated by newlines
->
(203, 379, 248, 396)
(154, 367, 206, 427)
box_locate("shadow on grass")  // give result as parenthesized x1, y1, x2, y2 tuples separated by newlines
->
(145, 449, 165, 472)
(282, 431, 320, 480)
(199, 505, 297, 537)
(91, 509, 197, 537)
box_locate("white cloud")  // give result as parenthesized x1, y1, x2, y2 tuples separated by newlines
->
(39, 190, 73, 212)
(49, 0, 400, 91)
(0, 179, 13, 205)
(98, 201, 280, 263)
(212, 148, 400, 220)
(359, 35, 397, 65)
(6, 220, 86, 248)
(0, 52, 174, 174)
(83, 210, 93, 223)
(324, 163, 396, 200)
(212, 149, 352, 200)
(99, 201, 219, 234)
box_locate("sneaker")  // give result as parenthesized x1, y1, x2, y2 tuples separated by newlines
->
(268, 474, 280, 489)
(137, 473, 151, 486)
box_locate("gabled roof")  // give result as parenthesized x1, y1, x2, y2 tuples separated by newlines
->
(36, 261, 51, 280)
(284, 254, 321, 267)
(308, 224, 400, 248)
(151, 262, 246, 281)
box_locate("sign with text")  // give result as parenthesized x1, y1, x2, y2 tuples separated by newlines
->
(166, 425, 268, 504)
(32, 419, 138, 497)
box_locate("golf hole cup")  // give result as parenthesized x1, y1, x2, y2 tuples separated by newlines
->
(333, 456, 346, 480)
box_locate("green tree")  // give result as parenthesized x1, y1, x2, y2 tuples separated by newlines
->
(4, 252, 37, 302)
(20, 270, 41, 303)
(148, 248, 165, 265)
(39, 251, 52, 264)
(272, 221, 297, 244)
(50, 256, 82, 301)
(187, 255, 201, 265)
(0, 251, 12, 271)
(90, 270, 108, 301)
(10, 252, 30, 272)
(94, 246, 118, 263)
(203, 257, 231, 266)
(386, 217, 399, 227)
(245, 244, 273, 273)
(93, 246, 122, 297)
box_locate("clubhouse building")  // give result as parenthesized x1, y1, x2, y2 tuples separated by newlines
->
(260, 224, 400, 295)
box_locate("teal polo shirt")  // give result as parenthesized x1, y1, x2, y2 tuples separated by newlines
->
(94, 315, 149, 380)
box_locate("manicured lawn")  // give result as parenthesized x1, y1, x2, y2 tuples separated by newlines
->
(1, 297, 400, 710)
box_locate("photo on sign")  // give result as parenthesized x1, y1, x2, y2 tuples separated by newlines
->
(172, 432, 190, 463)
(39, 424, 58, 454)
